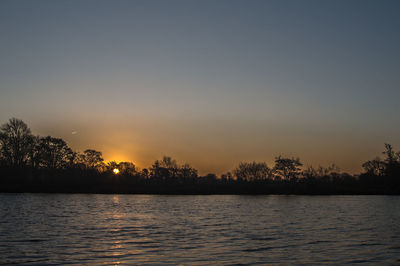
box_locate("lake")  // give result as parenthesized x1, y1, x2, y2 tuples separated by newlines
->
(0, 194, 399, 265)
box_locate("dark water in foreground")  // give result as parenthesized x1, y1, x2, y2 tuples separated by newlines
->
(0, 194, 400, 265)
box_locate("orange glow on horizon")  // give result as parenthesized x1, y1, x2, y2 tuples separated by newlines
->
(103, 152, 136, 164)
(113, 168, 120, 174)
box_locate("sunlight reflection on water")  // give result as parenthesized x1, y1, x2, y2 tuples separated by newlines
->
(0, 194, 400, 265)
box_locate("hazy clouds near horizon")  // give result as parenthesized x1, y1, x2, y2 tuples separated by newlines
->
(1, 0, 399, 174)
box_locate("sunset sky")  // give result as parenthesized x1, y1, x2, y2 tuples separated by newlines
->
(1, 0, 399, 174)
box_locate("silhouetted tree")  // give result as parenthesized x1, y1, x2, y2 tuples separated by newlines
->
(78, 149, 104, 170)
(119, 162, 137, 175)
(221, 172, 234, 183)
(36, 136, 74, 169)
(233, 161, 271, 182)
(303, 164, 340, 179)
(0, 118, 33, 167)
(177, 163, 198, 180)
(150, 156, 179, 181)
(382, 143, 400, 179)
(273, 156, 302, 181)
(27, 135, 41, 168)
(362, 157, 386, 176)
(383, 143, 397, 164)
(141, 168, 149, 179)
(362, 144, 400, 178)
(107, 161, 119, 171)
(107, 161, 137, 175)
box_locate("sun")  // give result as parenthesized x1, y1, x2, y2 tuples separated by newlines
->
(113, 168, 120, 174)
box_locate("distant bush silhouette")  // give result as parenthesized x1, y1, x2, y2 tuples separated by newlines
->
(0, 118, 399, 194)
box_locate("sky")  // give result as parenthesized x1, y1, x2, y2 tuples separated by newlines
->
(1, 0, 399, 174)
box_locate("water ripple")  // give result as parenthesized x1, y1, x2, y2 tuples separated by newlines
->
(0, 194, 400, 265)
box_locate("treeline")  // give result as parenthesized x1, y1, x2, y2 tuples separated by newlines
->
(0, 118, 399, 194)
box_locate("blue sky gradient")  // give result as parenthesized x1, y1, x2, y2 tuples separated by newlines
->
(1, 0, 399, 174)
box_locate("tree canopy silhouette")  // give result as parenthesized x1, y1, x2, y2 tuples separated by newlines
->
(273, 156, 302, 181)
(0, 118, 33, 167)
(0, 118, 399, 194)
(233, 161, 271, 182)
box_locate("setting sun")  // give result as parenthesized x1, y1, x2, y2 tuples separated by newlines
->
(113, 168, 120, 174)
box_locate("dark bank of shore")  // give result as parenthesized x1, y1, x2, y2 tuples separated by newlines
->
(1, 170, 399, 195)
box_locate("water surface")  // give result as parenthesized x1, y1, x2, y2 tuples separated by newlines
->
(1, 194, 399, 265)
